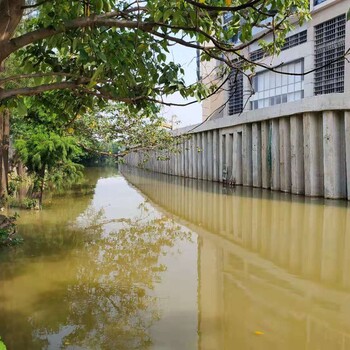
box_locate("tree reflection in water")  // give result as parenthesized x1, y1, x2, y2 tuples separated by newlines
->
(27, 202, 191, 349)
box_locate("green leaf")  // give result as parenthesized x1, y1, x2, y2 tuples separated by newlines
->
(157, 53, 166, 63)
(95, 0, 103, 13)
(154, 10, 163, 22)
(72, 38, 78, 51)
(104, 0, 112, 12)
(16, 99, 28, 117)
(0, 338, 7, 350)
(163, 9, 173, 21)
(88, 64, 105, 88)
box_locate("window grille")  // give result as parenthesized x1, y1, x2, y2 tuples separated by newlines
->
(223, 12, 233, 25)
(228, 70, 244, 115)
(314, 14, 346, 95)
(250, 31, 307, 61)
(250, 48, 265, 62)
(281, 30, 307, 50)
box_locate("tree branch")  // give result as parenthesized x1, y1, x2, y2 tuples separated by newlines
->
(0, 80, 87, 99)
(0, 72, 78, 84)
(183, 0, 263, 13)
(78, 86, 148, 103)
(0, 15, 155, 62)
(0, 0, 24, 44)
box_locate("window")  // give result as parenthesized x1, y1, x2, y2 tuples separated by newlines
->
(228, 69, 244, 115)
(223, 12, 233, 25)
(281, 30, 307, 51)
(314, 14, 346, 95)
(250, 48, 265, 62)
(314, 0, 327, 5)
(250, 60, 304, 110)
(250, 31, 307, 61)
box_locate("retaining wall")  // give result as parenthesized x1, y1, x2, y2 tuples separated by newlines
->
(125, 93, 350, 200)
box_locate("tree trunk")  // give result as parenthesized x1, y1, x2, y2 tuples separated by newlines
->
(0, 110, 4, 198)
(38, 166, 45, 208)
(16, 160, 26, 202)
(17, 159, 24, 177)
(0, 0, 24, 69)
(0, 108, 10, 198)
(3, 108, 9, 193)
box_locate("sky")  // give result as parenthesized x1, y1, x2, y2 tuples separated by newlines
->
(161, 45, 202, 128)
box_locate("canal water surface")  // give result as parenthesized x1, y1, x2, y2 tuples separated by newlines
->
(1, 166, 350, 349)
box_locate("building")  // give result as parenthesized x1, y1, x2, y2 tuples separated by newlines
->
(201, 0, 350, 121)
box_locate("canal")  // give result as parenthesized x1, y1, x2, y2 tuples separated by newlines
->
(1, 166, 350, 349)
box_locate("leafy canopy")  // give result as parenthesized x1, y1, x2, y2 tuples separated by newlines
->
(0, 0, 311, 108)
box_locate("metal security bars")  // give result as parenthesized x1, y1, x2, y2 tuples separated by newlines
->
(250, 30, 307, 61)
(282, 30, 307, 50)
(250, 48, 265, 62)
(314, 14, 346, 95)
(228, 70, 244, 115)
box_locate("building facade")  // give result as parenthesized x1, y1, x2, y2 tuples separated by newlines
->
(201, 0, 350, 121)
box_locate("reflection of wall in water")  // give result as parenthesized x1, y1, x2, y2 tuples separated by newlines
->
(122, 166, 350, 349)
(199, 234, 350, 350)
(123, 166, 350, 287)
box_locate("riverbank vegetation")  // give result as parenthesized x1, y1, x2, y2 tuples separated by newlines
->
(0, 213, 22, 247)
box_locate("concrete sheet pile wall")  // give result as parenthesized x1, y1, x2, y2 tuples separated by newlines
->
(125, 110, 350, 200)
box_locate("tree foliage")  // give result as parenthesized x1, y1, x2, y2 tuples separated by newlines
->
(0, 0, 312, 110)
(12, 92, 86, 204)
(9, 86, 184, 203)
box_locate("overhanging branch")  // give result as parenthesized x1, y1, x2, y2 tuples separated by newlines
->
(0, 15, 155, 62)
(184, 0, 263, 12)
(0, 80, 87, 99)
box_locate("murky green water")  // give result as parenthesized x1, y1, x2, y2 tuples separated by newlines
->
(1, 166, 350, 349)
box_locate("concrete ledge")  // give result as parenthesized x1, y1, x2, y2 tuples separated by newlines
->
(174, 93, 350, 135)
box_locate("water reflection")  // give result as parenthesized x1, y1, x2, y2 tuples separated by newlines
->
(3, 165, 350, 350)
(122, 166, 350, 350)
(0, 169, 193, 349)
